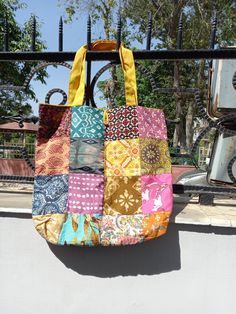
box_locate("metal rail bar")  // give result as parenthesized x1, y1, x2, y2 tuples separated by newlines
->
(0, 49, 236, 62)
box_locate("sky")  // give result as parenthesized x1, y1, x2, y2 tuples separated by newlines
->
(14, 0, 111, 114)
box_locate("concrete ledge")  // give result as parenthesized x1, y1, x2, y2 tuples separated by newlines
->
(171, 195, 236, 228)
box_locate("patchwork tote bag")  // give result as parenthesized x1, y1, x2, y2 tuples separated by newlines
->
(32, 40, 173, 246)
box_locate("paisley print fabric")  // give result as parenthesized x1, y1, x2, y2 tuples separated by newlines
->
(100, 215, 144, 246)
(137, 106, 167, 140)
(67, 173, 104, 214)
(141, 174, 173, 214)
(35, 136, 70, 176)
(38, 105, 71, 140)
(105, 139, 141, 176)
(32, 175, 68, 215)
(104, 176, 142, 215)
(71, 106, 104, 139)
(105, 106, 139, 141)
(140, 138, 171, 175)
(58, 213, 102, 246)
(33, 214, 67, 245)
(143, 212, 170, 241)
(69, 138, 104, 174)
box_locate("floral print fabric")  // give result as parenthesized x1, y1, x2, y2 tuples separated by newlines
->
(33, 103, 172, 246)
(141, 174, 173, 214)
(100, 215, 144, 246)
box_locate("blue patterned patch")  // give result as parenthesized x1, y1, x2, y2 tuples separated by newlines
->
(71, 106, 104, 139)
(32, 175, 68, 215)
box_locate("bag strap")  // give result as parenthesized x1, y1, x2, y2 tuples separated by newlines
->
(68, 40, 138, 106)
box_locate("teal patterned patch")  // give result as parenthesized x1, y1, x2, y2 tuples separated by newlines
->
(71, 106, 104, 139)
(58, 213, 102, 246)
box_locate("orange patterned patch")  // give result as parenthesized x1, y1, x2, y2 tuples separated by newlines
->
(143, 212, 171, 241)
(35, 136, 70, 176)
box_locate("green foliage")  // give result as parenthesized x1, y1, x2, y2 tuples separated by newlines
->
(0, 0, 48, 118)
(59, 0, 236, 158)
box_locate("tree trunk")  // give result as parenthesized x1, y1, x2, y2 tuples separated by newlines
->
(185, 99, 195, 151)
(173, 61, 186, 149)
(185, 60, 206, 151)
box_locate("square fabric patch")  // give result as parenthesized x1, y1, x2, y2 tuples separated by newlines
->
(141, 174, 173, 214)
(71, 106, 104, 139)
(69, 138, 104, 174)
(140, 138, 171, 175)
(58, 213, 102, 246)
(105, 106, 139, 141)
(67, 173, 104, 214)
(104, 176, 142, 215)
(143, 212, 170, 241)
(38, 104, 71, 140)
(35, 136, 70, 176)
(104, 139, 141, 176)
(33, 214, 67, 245)
(100, 215, 144, 246)
(32, 175, 68, 215)
(137, 106, 167, 140)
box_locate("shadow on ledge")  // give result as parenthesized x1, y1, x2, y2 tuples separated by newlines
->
(48, 224, 181, 278)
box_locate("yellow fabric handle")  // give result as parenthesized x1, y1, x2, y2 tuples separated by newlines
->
(68, 40, 138, 106)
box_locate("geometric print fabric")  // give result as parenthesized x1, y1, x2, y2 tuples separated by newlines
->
(32, 104, 172, 246)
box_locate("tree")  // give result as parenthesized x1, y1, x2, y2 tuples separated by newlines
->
(0, 0, 47, 119)
(59, 0, 236, 151)
(123, 0, 236, 150)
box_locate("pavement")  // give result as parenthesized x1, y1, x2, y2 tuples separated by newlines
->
(0, 192, 32, 210)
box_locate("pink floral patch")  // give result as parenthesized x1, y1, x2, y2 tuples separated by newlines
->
(67, 173, 104, 214)
(141, 174, 173, 214)
(137, 106, 167, 140)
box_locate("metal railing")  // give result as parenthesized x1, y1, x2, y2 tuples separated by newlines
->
(0, 12, 236, 204)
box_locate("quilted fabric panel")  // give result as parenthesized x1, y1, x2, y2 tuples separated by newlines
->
(100, 215, 144, 246)
(140, 138, 171, 175)
(105, 106, 139, 141)
(141, 174, 173, 214)
(32, 175, 68, 215)
(67, 173, 104, 214)
(33, 214, 67, 244)
(38, 105, 71, 140)
(35, 136, 70, 176)
(69, 138, 104, 174)
(71, 106, 104, 139)
(137, 106, 167, 140)
(143, 212, 170, 241)
(104, 139, 141, 176)
(58, 213, 102, 246)
(104, 176, 142, 215)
